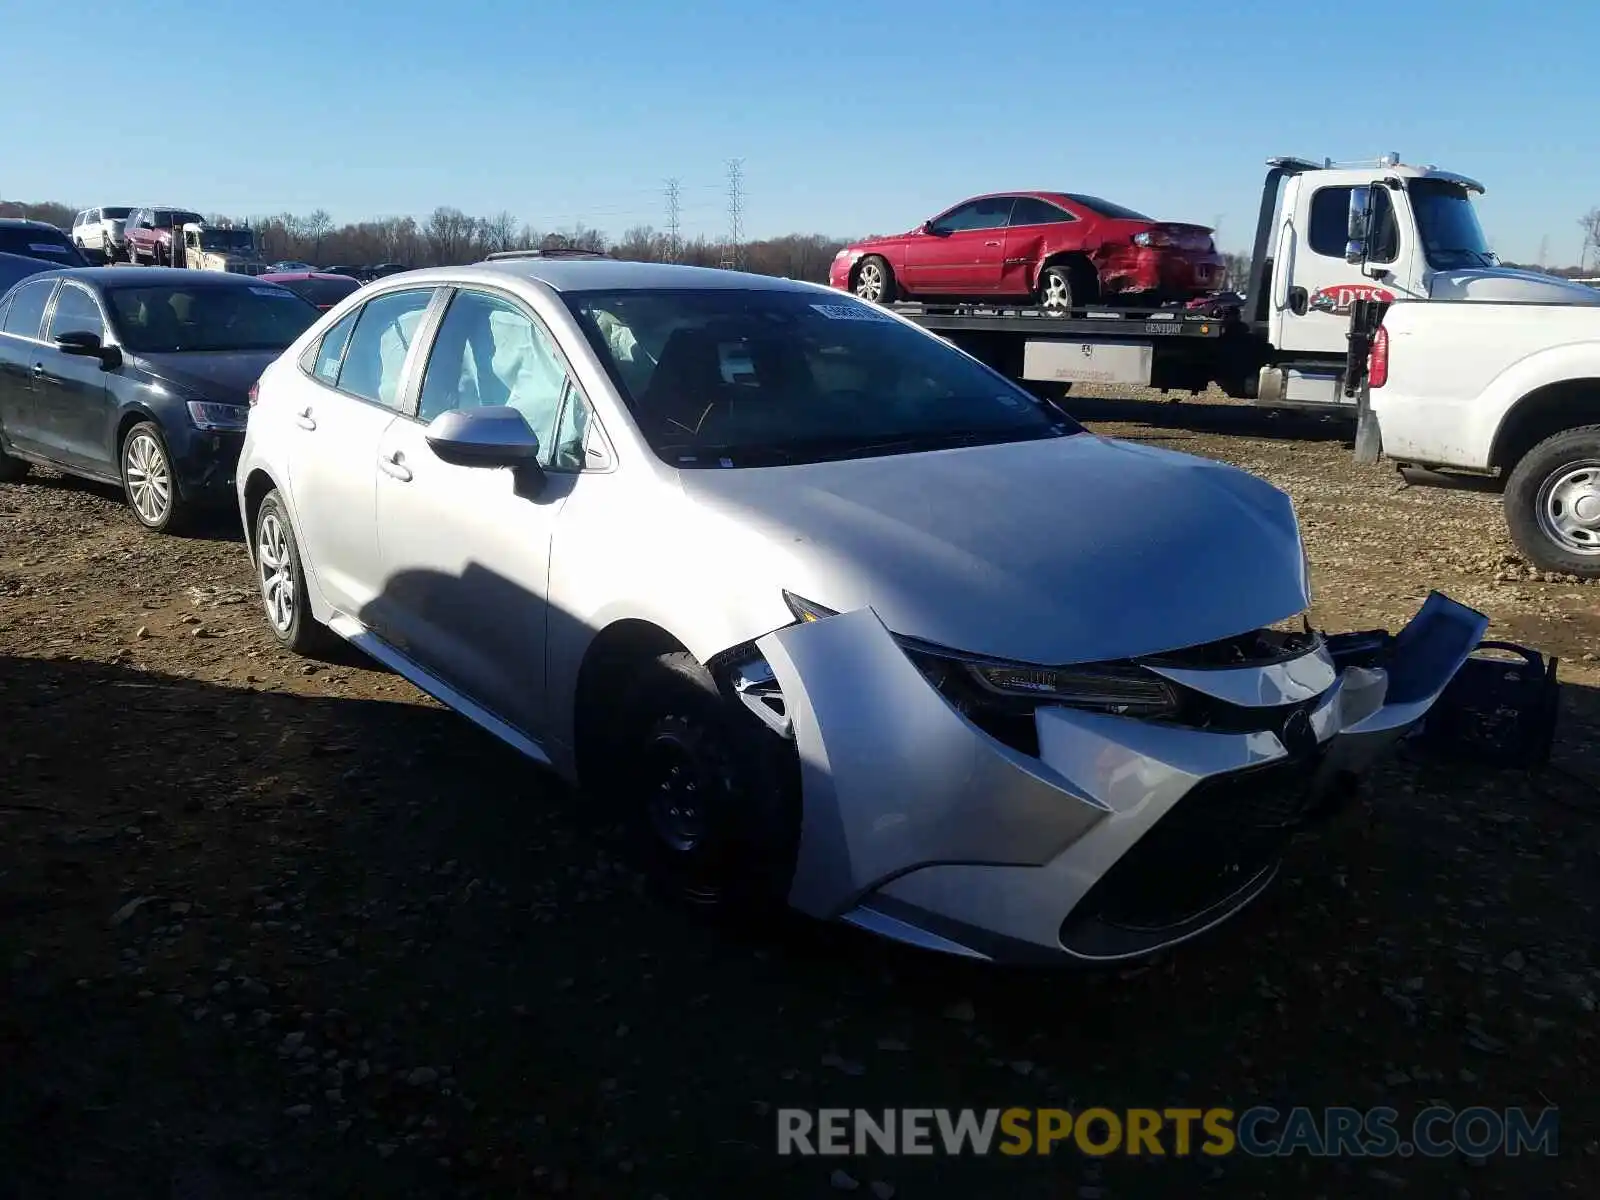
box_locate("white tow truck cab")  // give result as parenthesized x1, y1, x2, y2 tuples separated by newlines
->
(1252, 155, 1600, 406)
(901, 154, 1600, 413)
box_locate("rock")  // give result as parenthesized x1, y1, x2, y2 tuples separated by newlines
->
(870, 1183, 895, 1199)
(406, 1067, 439, 1087)
(942, 1000, 976, 1023)
(1501, 950, 1526, 972)
(875, 1038, 908, 1052)
(1368, 1167, 1406, 1188)
(108, 896, 154, 927)
(284, 1104, 312, 1118)
(830, 1169, 861, 1191)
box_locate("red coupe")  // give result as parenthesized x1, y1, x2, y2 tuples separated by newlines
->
(829, 191, 1225, 309)
(257, 271, 362, 311)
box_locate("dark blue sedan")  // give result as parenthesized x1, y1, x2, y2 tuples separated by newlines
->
(0, 267, 321, 532)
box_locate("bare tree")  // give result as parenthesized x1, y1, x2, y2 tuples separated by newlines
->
(1579, 208, 1600, 272)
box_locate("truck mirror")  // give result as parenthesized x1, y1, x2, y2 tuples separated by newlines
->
(1345, 187, 1371, 262)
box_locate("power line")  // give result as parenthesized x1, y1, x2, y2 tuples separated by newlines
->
(665, 178, 682, 262)
(722, 158, 744, 270)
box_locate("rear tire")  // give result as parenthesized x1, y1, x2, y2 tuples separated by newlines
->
(253, 489, 334, 655)
(852, 255, 898, 305)
(1038, 261, 1098, 312)
(1504, 425, 1600, 578)
(614, 652, 801, 912)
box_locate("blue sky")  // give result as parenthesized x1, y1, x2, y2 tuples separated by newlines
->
(3, 0, 1596, 263)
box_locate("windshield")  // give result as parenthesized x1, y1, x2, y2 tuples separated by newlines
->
(197, 229, 255, 253)
(106, 284, 320, 353)
(1409, 179, 1497, 269)
(0, 226, 84, 265)
(155, 210, 203, 229)
(1061, 193, 1153, 222)
(564, 288, 1079, 467)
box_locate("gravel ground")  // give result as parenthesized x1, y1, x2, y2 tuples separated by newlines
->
(2, 393, 1597, 1199)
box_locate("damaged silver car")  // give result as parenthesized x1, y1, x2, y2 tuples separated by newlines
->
(236, 257, 1491, 964)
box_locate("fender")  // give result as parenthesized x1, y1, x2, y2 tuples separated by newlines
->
(1478, 343, 1600, 468)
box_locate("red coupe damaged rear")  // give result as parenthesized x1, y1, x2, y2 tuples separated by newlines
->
(829, 191, 1225, 310)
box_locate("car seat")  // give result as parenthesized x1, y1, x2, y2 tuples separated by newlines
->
(642, 327, 725, 439)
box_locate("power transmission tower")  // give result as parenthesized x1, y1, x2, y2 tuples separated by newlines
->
(664, 178, 682, 262)
(1537, 234, 1549, 268)
(722, 158, 744, 269)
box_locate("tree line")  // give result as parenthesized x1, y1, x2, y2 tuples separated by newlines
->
(1, 199, 851, 283)
(8, 196, 1600, 281)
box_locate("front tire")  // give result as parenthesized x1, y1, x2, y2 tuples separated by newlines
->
(253, 489, 332, 654)
(120, 421, 190, 534)
(1504, 425, 1600, 578)
(616, 652, 801, 911)
(852, 255, 898, 305)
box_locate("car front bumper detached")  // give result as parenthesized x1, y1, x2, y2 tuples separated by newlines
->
(747, 593, 1491, 964)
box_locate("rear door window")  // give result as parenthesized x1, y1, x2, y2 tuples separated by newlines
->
(1, 279, 57, 339)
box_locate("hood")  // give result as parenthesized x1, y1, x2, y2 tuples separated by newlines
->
(678, 435, 1311, 665)
(136, 349, 282, 404)
(1428, 267, 1600, 305)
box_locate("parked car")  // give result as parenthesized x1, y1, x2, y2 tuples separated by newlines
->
(0, 252, 56, 296)
(259, 270, 362, 310)
(235, 258, 1487, 964)
(366, 263, 408, 280)
(0, 219, 90, 268)
(319, 264, 364, 280)
(830, 192, 1226, 309)
(180, 223, 270, 275)
(70, 207, 135, 260)
(268, 260, 317, 273)
(0, 267, 321, 532)
(123, 207, 204, 266)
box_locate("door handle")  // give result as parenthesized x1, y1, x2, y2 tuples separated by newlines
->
(378, 451, 412, 482)
(31, 363, 45, 378)
(294, 407, 316, 431)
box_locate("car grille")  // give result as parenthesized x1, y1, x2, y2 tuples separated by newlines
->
(1067, 752, 1325, 934)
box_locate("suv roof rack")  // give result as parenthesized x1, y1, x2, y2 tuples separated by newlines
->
(482, 248, 610, 261)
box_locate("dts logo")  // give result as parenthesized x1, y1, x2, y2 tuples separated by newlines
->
(1310, 284, 1395, 316)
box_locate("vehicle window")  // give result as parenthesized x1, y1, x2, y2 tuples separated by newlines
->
(1060, 194, 1154, 222)
(335, 288, 434, 409)
(547, 387, 598, 471)
(48, 285, 104, 340)
(932, 197, 1014, 234)
(1008, 197, 1074, 226)
(1, 280, 56, 339)
(279, 275, 360, 308)
(308, 307, 360, 385)
(1307, 186, 1355, 258)
(416, 290, 569, 451)
(103, 207, 131, 221)
(564, 288, 1079, 468)
(1410, 179, 1496, 270)
(105, 284, 320, 353)
(0, 225, 82, 265)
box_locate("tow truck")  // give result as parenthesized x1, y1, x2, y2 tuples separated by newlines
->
(887, 155, 1600, 411)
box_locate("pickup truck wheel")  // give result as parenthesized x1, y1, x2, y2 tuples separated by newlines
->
(1504, 425, 1600, 578)
(852, 255, 897, 305)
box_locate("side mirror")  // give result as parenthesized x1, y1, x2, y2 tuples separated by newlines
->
(1345, 186, 1371, 264)
(424, 406, 543, 470)
(55, 330, 121, 369)
(922, 220, 947, 237)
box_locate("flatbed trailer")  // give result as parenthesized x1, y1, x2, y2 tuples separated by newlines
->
(863, 154, 1600, 414)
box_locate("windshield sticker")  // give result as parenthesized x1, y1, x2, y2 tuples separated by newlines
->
(810, 302, 893, 322)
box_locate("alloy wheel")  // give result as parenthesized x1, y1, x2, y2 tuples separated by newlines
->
(123, 432, 171, 526)
(854, 261, 884, 302)
(1041, 271, 1073, 310)
(257, 510, 296, 634)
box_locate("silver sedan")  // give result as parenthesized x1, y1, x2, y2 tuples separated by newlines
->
(235, 257, 1487, 964)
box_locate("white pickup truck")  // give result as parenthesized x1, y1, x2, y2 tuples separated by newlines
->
(1356, 293, 1600, 578)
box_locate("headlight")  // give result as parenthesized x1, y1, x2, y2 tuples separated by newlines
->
(780, 591, 1177, 718)
(186, 400, 248, 431)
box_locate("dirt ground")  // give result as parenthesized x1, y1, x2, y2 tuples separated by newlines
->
(2, 394, 1597, 1200)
